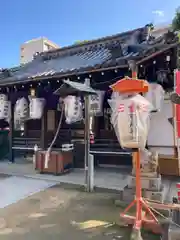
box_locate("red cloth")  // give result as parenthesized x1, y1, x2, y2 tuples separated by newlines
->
(175, 71, 180, 138)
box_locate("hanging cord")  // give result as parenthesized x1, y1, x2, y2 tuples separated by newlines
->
(44, 102, 65, 168)
(91, 75, 123, 88)
(144, 198, 180, 228)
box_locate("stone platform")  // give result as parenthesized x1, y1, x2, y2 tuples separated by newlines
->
(128, 174, 162, 191)
(121, 172, 167, 203)
(120, 185, 168, 203)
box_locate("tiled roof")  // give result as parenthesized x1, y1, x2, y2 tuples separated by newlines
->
(0, 25, 178, 86)
(2, 48, 112, 79)
(0, 45, 125, 85)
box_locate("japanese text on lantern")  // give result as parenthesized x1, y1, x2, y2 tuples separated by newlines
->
(90, 94, 99, 112)
(118, 103, 147, 140)
(118, 103, 147, 113)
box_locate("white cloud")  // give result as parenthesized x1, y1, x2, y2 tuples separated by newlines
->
(152, 10, 165, 17)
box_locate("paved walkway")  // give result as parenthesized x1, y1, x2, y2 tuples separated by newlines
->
(0, 161, 130, 191)
(0, 175, 55, 208)
(0, 161, 178, 203)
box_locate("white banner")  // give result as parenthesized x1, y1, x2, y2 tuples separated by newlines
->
(144, 83, 164, 112)
(89, 90, 105, 116)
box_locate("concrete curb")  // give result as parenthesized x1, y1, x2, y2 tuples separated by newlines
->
(0, 170, 123, 194)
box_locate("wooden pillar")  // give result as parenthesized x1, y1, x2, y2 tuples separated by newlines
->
(93, 116, 99, 138)
(9, 103, 14, 163)
(55, 110, 59, 130)
(24, 121, 28, 137)
(40, 107, 47, 149)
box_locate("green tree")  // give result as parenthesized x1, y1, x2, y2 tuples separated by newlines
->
(172, 8, 180, 31)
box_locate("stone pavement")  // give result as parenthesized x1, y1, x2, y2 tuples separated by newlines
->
(0, 185, 160, 240)
(0, 175, 55, 208)
(0, 160, 179, 203)
(0, 161, 130, 191)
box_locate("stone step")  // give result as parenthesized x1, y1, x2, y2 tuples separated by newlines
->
(131, 170, 159, 178)
(128, 175, 162, 191)
(120, 185, 167, 203)
(142, 186, 167, 203)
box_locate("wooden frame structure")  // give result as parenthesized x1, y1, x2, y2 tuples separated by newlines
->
(0, 25, 179, 166)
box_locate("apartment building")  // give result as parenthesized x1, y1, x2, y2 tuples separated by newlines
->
(20, 37, 59, 64)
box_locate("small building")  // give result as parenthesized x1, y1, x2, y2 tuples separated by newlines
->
(20, 37, 60, 64)
(0, 24, 179, 170)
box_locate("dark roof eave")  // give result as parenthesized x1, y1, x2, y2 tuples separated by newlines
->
(0, 42, 178, 87)
(0, 64, 128, 87)
(137, 42, 179, 65)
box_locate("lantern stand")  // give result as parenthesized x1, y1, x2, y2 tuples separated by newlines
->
(110, 77, 159, 239)
(54, 79, 97, 192)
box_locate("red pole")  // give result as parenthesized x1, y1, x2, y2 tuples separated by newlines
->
(134, 151, 143, 229)
(132, 71, 137, 79)
(176, 183, 180, 202)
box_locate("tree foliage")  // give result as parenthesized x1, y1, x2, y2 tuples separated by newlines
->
(172, 8, 180, 31)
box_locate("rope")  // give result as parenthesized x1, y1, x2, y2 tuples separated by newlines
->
(44, 103, 64, 168)
(143, 199, 180, 228)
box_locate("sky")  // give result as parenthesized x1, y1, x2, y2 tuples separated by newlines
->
(0, 0, 179, 68)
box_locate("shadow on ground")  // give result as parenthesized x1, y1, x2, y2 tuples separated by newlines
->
(0, 185, 160, 240)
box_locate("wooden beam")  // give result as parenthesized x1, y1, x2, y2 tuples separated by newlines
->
(9, 103, 14, 163)
(137, 43, 178, 65)
(0, 65, 128, 87)
(146, 200, 180, 211)
(40, 107, 47, 149)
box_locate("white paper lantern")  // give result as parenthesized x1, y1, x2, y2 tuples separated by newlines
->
(29, 97, 45, 119)
(0, 94, 7, 102)
(0, 94, 10, 120)
(64, 95, 83, 124)
(144, 83, 164, 112)
(111, 95, 152, 149)
(14, 97, 29, 121)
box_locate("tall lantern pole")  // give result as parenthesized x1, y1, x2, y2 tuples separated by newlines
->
(110, 71, 159, 239)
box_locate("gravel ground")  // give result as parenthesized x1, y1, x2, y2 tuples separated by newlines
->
(0, 185, 160, 240)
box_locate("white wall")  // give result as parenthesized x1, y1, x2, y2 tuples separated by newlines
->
(20, 39, 44, 64)
(148, 100, 175, 155)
